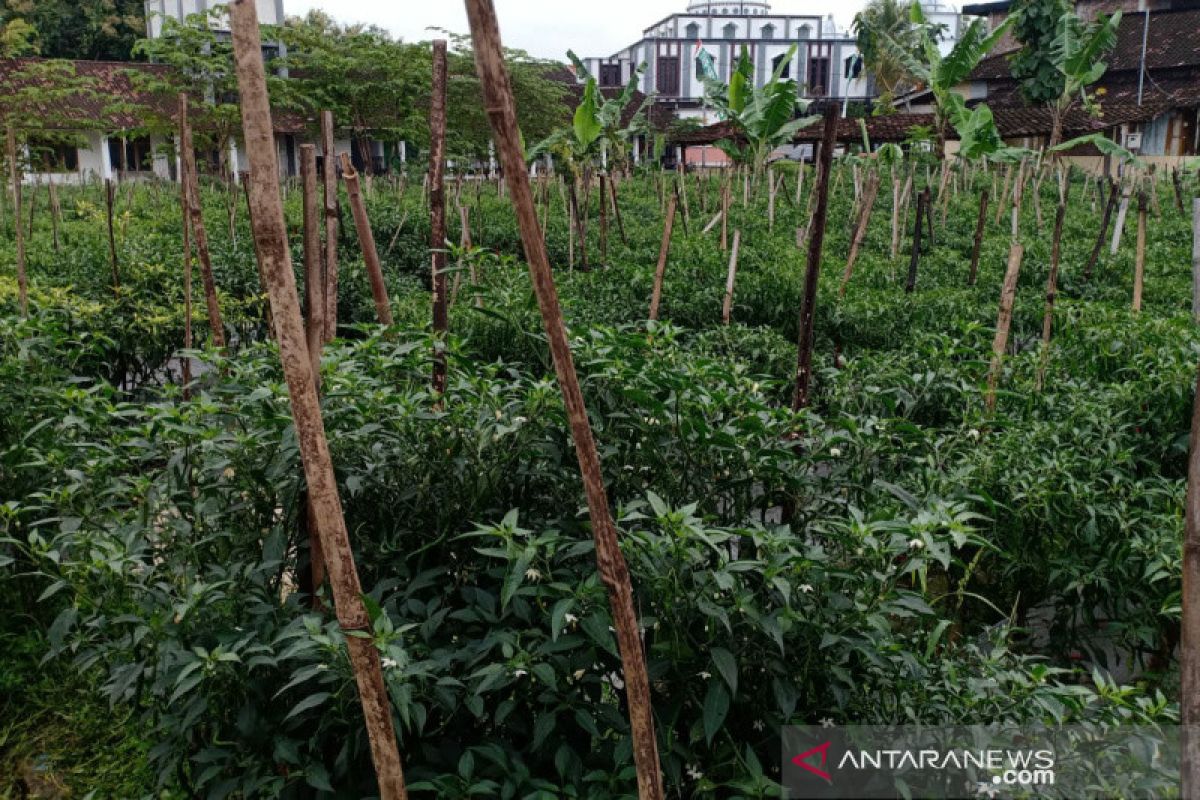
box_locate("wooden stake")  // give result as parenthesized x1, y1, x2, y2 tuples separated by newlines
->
(793, 105, 839, 412)
(179, 139, 193, 398)
(985, 242, 1025, 413)
(430, 40, 449, 395)
(889, 175, 901, 261)
(1133, 190, 1147, 313)
(179, 94, 226, 348)
(321, 110, 339, 342)
(1193, 198, 1200, 324)
(228, 5, 409, 797)
(648, 192, 677, 321)
(839, 170, 880, 296)
(722, 229, 741, 325)
(1111, 180, 1132, 255)
(301, 145, 324, 386)
(6, 126, 27, 316)
(341, 152, 394, 325)
(1036, 172, 1069, 389)
(104, 179, 121, 296)
(1085, 177, 1118, 280)
(599, 173, 608, 264)
(968, 188, 989, 286)
(48, 179, 60, 253)
(906, 188, 926, 294)
(1180, 353, 1200, 798)
(608, 177, 626, 246)
(463, 3, 665, 796)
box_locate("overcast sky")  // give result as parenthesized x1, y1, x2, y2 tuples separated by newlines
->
(283, 0, 870, 60)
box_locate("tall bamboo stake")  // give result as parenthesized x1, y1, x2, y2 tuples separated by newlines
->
(1111, 180, 1132, 254)
(839, 170, 880, 296)
(228, 5, 408, 797)
(889, 175, 901, 261)
(5, 126, 27, 317)
(1036, 171, 1069, 389)
(793, 105, 839, 412)
(104, 179, 121, 296)
(985, 242, 1025, 413)
(968, 188, 990, 286)
(300, 143, 327, 607)
(179, 138, 193, 397)
(48, 179, 60, 253)
(906, 188, 926, 294)
(341, 152, 394, 326)
(608, 177, 627, 246)
(599, 173, 608, 264)
(430, 39, 449, 396)
(722, 229, 741, 325)
(321, 110, 339, 342)
(1133, 190, 1147, 313)
(463, 3, 664, 796)
(648, 192, 677, 321)
(1193, 198, 1200, 324)
(1085, 177, 1118, 280)
(1181, 353, 1200, 799)
(179, 94, 226, 348)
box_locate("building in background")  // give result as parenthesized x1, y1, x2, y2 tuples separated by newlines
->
(143, 0, 284, 39)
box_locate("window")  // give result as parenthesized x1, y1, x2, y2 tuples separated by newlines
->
(723, 22, 737, 38)
(685, 22, 700, 38)
(108, 136, 154, 173)
(599, 63, 622, 87)
(762, 23, 775, 39)
(28, 138, 78, 173)
(807, 56, 830, 96)
(771, 53, 790, 78)
(655, 56, 680, 95)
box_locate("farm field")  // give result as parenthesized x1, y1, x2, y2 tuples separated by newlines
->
(3, 146, 1198, 796)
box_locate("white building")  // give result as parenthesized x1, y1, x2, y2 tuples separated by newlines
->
(143, 0, 285, 39)
(584, 0, 966, 122)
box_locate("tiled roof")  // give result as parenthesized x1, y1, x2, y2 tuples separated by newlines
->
(972, 9, 1200, 81)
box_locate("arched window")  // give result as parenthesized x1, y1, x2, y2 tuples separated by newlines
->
(761, 23, 775, 39)
(685, 22, 701, 39)
(723, 22, 737, 38)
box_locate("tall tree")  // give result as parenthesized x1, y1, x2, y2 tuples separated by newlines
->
(1, 0, 144, 61)
(852, 0, 922, 110)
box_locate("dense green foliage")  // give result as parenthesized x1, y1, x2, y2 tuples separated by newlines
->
(1, 161, 1195, 796)
(0, 0, 145, 61)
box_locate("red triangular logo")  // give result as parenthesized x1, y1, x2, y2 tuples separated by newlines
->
(792, 740, 833, 783)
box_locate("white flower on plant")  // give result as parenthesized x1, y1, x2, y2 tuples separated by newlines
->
(524, 567, 543, 582)
(381, 658, 399, 669)
(968, 428, 980, 440)
(799, 584, 814, 594)
(753, 719, 765, 731)
(699, 671, 712, 680)
(513, 668, 528, 678)
(564, 613, 578, 625)
(820, 717, 835, 728)
(572, 668, 586, 680)
(830, 447, 842, 457)
(908, 538, 925, 550)
(686, 765, 703, 780)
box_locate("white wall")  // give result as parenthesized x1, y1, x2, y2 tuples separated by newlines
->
(144, 0, 283, 37)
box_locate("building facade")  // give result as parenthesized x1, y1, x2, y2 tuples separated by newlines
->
(584, 0, 965, 123)
(143, 0, 285, 39)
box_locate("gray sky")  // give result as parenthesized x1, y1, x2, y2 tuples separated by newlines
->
(283, 0, 869, 60)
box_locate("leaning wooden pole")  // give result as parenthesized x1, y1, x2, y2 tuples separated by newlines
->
(721, 229, 741, 325)
(6, 126, 28, 316)
(463, 2, 665, 797)
(1084, 177, 1118, 280)
(320, 110, 339, 342)
(1184, 340, 1200, 798)
(839, 170, 880, 297)
(179, 94, 226, 348)
(985, 242, 1025, 414)
(648, 192, 677, 321)
(227, 5, 408, 798)
(429, 39, 449, 396)
(341, 153, 394, 326)
(793, 104, 839, 412)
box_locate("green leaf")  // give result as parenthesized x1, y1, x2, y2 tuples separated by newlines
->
(710, 647, 738, 697)
(284, 691, 331, 722)
(703, 680, 730, 744)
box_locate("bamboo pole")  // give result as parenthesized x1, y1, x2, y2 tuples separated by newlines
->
(227, 5, 408, 797)
(599, 173, 608, 264)
(722, 229, 741, 325)
(968, 188, 990, 286)
(1193, 198, 1200, 324)
(48, 179, 60, 253)
(6, 126, 28, 317)
(889, 175, 901, 261)
(906, 188, 926, 294)
(321, 110, 339, 342)
(179, 140, 193, 398)
(839, 170, 880, 296)
(104, 179, 121, 296)
(1085, 177, 1118, 280)
(1036, 172, 1069, 389)
(793, 105, 839, 412)
(1111, 180, 1132, 255)
(1133, 190, 1147, 313)
(1181, 353, 1200, 799)
(648, 192, 677, 321)
(985, 242, 1026, 413)
(300, 143, 327, 608)
(340, 152, 394, 325)
(463, 3, 665, 796)
(430, 39, 449, 396)
(608, 177, 627, 246)
(179, 94, 226, 348)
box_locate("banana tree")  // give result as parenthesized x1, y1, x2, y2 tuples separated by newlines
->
(1044, 11, 1122, 148)
(700, 44, 819, 182)
(883, 3, 1014, 157)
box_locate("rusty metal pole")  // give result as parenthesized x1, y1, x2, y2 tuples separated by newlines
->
(340, 152, 394, 326)
(430, 39, 449, 396)
(792, 104, 839, 412)
(321, 110, 339, 341)
(463, 2, 665, 797)
(179, 93, 226, 348)
(227, 4, 408, 797)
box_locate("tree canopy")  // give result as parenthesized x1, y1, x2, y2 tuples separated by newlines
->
(0, 0, 145, 61)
